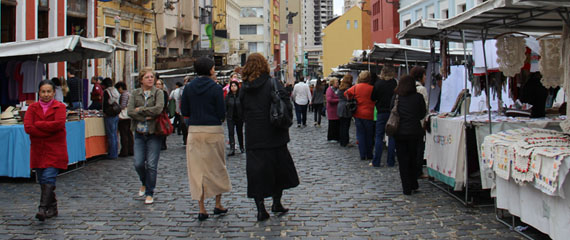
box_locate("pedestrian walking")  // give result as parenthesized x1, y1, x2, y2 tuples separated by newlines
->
(225, 80, 244, 156)
(155, 79, 169, 150)
(326, 77, 340, 141)
(169, 82, 184, 135)
(115, 81, 134, 157)
(370, 66, 397, 167)
(102, 77, 120, 160)
(392, 75, 426, 195)
(344, 71, 375, 160)
(291, 77, 311, 127)
(240, 53, 300, 221)
(127, 67, 165, 205)
(181, 57, 231, 221)
(337, 74, 353, 147)
(24, 80, 68, 221)
(311, 79, 325, 126)
(66, 70, 82, 110)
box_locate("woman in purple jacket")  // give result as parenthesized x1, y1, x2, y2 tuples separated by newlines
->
(325, 77, 340, 141)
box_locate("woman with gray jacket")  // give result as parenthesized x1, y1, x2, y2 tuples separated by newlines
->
(127, 67, 165, 205)
(336, 74, 353, 147)
(311, 79, 326, 126)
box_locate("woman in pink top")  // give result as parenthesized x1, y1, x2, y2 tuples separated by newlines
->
(326, 77, 340, 141)
(344, 71, 375, 160)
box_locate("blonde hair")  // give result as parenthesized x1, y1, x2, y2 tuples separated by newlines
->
(138, 67, 156, 85)
(328, 77, 338, 86)
(339, 74, 353, 91)
(357, 71, 371, 84)
(61, 77, 69, 96)
(380, 65, 396, 80)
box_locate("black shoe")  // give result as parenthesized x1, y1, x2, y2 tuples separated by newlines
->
(240, 147, 245, 153)
(271, 204, 289, 213)
(227, 149, 235, 156)
(255, 198, 270, 221)
(35, 184, 49, 221)
(198, 213, 209, 221)
(213, 207, 228, 215)
(45, 185, 57, 218)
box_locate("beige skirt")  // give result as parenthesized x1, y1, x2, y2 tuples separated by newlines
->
(186, 125, 232, 200)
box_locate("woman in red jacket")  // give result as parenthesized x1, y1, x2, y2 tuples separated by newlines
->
(344, 71, 375, 161)
(24, 80, 68, 221)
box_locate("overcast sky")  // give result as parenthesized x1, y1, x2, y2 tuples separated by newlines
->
(333, 0, 343, 16)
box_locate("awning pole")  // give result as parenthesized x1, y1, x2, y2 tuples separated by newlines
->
(461, 30, 468, 122)
(404, 50, 409, 74)
(481, 28, 492, 134)
(35, 55, 39, 102)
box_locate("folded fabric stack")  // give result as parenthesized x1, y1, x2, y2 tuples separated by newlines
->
(481, 128, 570, 196)
(0, 106, 19, 125)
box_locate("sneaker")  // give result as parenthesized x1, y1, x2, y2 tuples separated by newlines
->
(138, 186, 145, 197)
(297, 124, 301, 128)
(145, 196, 154, 204)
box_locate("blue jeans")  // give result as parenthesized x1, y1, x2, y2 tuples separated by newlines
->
(373, 112, 396, 167)
(294, 103, 308, 125)
(104, 116, 119, 159)
(35, 167, 59, 185)
(134, 132, 162, 197)
(354, 118, 375, 160)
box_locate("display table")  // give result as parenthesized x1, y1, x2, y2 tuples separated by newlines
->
(425, 114, 564, 190)
(0, 121, 86, 178)
(84, 117, 107, 158)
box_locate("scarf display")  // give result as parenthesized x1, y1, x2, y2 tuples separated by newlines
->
(496, 36, 527, 77)
(481, 128, 570, 196)
(539, 38, 563, 88)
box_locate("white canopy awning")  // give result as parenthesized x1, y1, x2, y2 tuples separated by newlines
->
(94, 36, 137, 51)
(0, 35, 114, 63)
(438, 0, 570, 36)
(368, 43, 470, 63)
(397, 18, 501, 42)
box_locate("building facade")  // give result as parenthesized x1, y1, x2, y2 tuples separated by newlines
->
(302, 0, 315, 47)
(155, 0, 199, 70)
(1, 0, 98, 81)
(225, 0, 244, 66)
(344, 0, 358, 14)
(322, 6, 372, 77)
(398, 0, 486, 48)
(370, 0, 400, 44)
(97, 0, 154, 88)
(271, 0, 281, 69)
(239, 0, 271, 60)
(313, 0, 333, 45)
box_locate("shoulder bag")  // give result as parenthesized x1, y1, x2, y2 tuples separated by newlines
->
(103, 89, 122, 116)
(154, 92, 174, 136)
(345, 85, 358, 114)
(385, 95, 399, 137)
(269, 78, 293, 129)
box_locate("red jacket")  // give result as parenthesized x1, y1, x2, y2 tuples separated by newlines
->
(24, 100, 69, 169)
(345, 83, 375, 120)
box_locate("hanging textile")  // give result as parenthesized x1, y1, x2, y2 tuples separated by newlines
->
(539, 38, 563, 88)
(561, 23, 570, 133)
(496, 36, 527, 77)
(440, 37, 450, 79)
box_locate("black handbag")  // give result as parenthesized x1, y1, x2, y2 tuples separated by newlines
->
(269, 78, 293, 129)
(345, 85, 358, 114)
(385, 95, 399, 136)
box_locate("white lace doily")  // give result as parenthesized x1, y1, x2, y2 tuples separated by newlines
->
(539, 38, 563, 88)
(496, 36, 527, 77)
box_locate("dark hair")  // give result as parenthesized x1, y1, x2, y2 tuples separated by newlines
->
(102, 77, 114, 88)
(39, 79, 56, 91)
(175, 82, 183, 87)
(51, 77, 61, 86)
(409, 66, 426, 82)
(394, 75, 417, 96)
(370, 71, 379, 85)
(115, 81, 127, 90)
(195, 57, 215, 76)
(229, 81, 240, 93)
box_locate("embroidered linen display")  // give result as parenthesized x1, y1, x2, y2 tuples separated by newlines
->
(539, 38, 563, 88)
(496, 36, 527, 77)
(481, 128, 570, 195)
(562, 24, 570, 117)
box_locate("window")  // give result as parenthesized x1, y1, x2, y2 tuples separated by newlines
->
(169, 48, 178, 56)
(354, 20, 358, 29)
(346, 20, 350, 29)
(248, 42, 258, 52)
(240, 25, 257, 35)
(372, 2, 379, 15)
(441, 9, 449, 19)
(105, 27, 115, 38)
(373, 19, 378, 32)
(457, 4, 467, 14)
(240, 7, 263, 18)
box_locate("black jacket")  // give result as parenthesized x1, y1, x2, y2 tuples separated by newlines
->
(180, 76, 225, 125)
(240, 74, 290, 150)
(393, 92, 426, 138)
(371, 78, 397, 113)
(225, 92, 243, 121)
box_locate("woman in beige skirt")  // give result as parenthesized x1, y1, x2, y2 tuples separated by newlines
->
(180, 57, 232, 221)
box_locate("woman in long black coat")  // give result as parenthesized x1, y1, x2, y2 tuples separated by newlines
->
(240, 53, 300, 221)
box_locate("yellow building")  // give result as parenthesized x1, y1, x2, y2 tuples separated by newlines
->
(322, 6, 371, 77)
(270, 0, 280, 64)
(96, 0, 155, 89)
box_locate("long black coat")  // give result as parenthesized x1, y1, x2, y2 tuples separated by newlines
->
(392, 92, 426, 138)
(240, 74, 291, 150)
(225, 92, 243, 121)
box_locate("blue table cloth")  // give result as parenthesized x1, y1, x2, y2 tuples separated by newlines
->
(0, 120, 86, 178)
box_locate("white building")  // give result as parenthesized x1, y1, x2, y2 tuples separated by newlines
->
(303, 0, 316, 47)
(239, 0, 271, 59)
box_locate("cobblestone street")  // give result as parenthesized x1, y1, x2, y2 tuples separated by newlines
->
(0, 119, 523, 239)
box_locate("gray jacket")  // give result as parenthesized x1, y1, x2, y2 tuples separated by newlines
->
(336, 89, 351, 118)
(312, 85, 325, 104)
(127, 87, 165, 134)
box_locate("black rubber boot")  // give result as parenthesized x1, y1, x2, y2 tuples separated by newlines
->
(35, 184, 49, 221)
(227, 148, 235, 156)
(255, 198, 269, 221)
(45, 184, 58, 218)
(271, 191, 289, 213)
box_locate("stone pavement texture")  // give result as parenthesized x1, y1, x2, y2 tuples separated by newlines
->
(0, 118, 523, 239)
